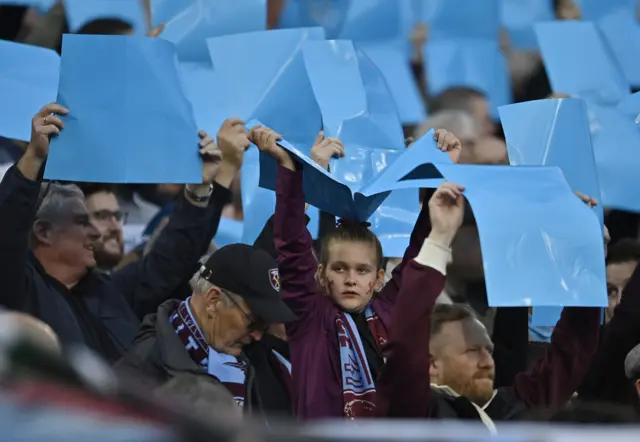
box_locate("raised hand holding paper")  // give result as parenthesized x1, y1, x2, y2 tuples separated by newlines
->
(0, 40, 59, 142)
(63, 0, 147, 33)
(160, 0, 267, 61)
(45, 35, 200, 183)
(499, 98, 604, 225)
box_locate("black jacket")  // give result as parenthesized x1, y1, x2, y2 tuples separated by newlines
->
(114, 299, 292, 420)
(0, 165, 229, 363)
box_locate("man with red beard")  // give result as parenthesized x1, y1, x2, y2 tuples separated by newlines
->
(77, 184, 125, 271)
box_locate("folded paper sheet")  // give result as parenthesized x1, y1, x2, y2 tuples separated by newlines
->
(500, 0, 554, 50)
(254, 124, 447, 221)
(257, 126, 607, 307)
(63, 0, 147, 33)
(595, 8, 640, 86)
(301, 39, 405, 152)
(279, 0, 424, 124)
(424, 39, 512, 117)
(206, 28, 325, 146)
(536, 21, 640, 212)
(424, 0, 501, 42)
(499, 98, 604, 225)
(178, 61, 218, 137)
(160, 0, 267, 61)
(0, 40, 59, 142)
(46, 35, 200, 183)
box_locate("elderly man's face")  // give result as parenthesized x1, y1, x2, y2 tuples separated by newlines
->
(469, 97, 495, 137)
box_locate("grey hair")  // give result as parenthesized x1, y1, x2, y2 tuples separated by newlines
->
(415, 110, 479, 141)
(30, 182, 85, 246)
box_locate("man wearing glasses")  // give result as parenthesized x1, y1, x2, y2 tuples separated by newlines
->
(77, 183, 127, 272)
(115, 244, 296, 412)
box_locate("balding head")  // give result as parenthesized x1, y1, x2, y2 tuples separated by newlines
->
(0, 312, 60, 354)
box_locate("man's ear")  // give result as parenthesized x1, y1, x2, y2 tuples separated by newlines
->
(375, 268, 385, 291)
(32, 220, 53, 246)
(429, 352, 440, 382)
(203, 286, 223, 317)
(635, 379, 640, 398)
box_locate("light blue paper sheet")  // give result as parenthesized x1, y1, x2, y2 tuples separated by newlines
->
(575, 0, 636, 19)
(357, 41, 426, 125)
(500, 0, 554, 50)
(213, 217, 244, 248)
(0, 40, 59, 142)
(150, 0, 190, 27)
(63, 0, 147, 33)
(45, 35, 200, 183)
(337, 0, 400, 42)
(0, 0, 54, 9)
(499, 98, 604, 225)
(369, 189, 420, 258)
(536, 21, 640, 212)
(241, 146, 320, 245)
(160, 0, 267, 61)
(254, 125, 448, 221)
(531, 306, 563, 327)
(535, 21, 629, 105)
(178, 61, 218, 137)
(278, 0, 350, 39)
(205, 27, 325, 144)
(301, 39, 405, 151)
(424, 39, 513, 117)
(424, 0, 501, 42)
(384, 165, 607, 307)
(591, 9, 640, 86)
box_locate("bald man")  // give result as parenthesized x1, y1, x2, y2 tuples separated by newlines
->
(0, 312, 60, 354)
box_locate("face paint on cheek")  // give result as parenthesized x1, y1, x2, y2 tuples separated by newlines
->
(366, 281, 374, 296)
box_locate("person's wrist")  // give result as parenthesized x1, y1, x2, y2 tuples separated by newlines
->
(427, 230, 457, 249)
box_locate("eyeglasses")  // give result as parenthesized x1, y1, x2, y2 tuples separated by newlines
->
(222, 290, 267, 333)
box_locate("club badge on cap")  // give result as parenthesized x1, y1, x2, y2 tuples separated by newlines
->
(269, 269, 280, 291)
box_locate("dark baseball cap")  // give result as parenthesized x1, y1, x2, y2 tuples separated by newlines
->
(200, 244, 296, 324)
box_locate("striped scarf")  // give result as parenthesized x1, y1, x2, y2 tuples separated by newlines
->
(336, 304, 388, 418)
(169, 298, 292, 408)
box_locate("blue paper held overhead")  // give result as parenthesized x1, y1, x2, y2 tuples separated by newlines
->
(0, 40, 59, 142)
(535, 21, 630, 105)
(254, 124, 448, 221)
(424, 0, 501, 42)
(206, 27, 325, 145)
(278, 0, 350, 39)
(498, 98, 604, 225)
(301, 39, 405, 150)
(161, 0, 267, 61)
(178, 61, 218, 138)
(0, 0, 55, 10)
(369, 189, 420, 258)
(63, 0, 147, 33)
(586, 100, 640, 212)
(213, 217, 244, 248)
(387, 165, 607, 308)
(500, 0, 554, 50)
(594, 9, 640, 86)
(357, 42, 426, 125)
(574, 0, 636, 20)
(337, 0, 401, 42)
(424, 39, 512, 117)
(45, 35, 200, 183)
